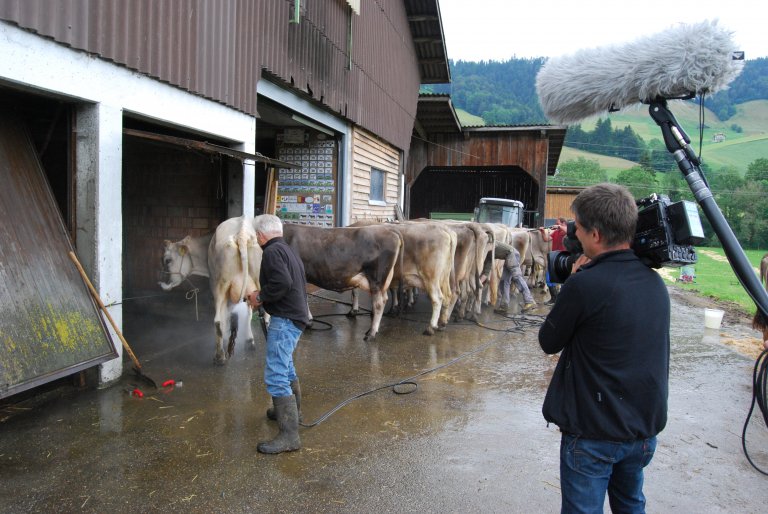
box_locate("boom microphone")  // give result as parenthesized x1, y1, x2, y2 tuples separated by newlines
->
(536, 20, 744, 124)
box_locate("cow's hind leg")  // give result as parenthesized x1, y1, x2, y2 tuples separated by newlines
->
(347, 289, 360, 317)
(213, 291, 229, 365)
(364, 290, 387, 342)
(423, 286, 443, 336)
(227, 308, 239, 357)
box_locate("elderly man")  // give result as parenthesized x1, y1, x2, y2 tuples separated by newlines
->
(246, 214, 309, 454)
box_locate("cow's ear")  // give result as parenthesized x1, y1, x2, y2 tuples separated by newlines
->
(163, 239, 172, 248)
(178, 245, 188, 256)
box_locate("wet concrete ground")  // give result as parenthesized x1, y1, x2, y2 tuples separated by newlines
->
(1, 281, 767, 513)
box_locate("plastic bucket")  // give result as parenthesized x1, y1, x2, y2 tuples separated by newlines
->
(704, 308, 724, 330)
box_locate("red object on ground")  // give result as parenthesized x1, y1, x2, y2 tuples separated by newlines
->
(162, 380, 175, 388)
(131, 388, 144, 398)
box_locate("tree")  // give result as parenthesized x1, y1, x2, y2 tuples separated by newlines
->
(745, 158, 768, 184)
(613, 166, 657, 199)
(549, 157, 608, 187)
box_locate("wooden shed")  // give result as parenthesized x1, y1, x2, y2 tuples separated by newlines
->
(407, 94, 567, 225)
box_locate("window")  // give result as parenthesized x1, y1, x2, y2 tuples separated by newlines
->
(370, 168, 385, 203)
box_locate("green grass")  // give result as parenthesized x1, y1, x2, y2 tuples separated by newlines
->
(455, 108, 485, 127)
(667, 247, 767, 314)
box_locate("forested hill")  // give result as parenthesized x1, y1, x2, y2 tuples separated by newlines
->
(424, 57, 768, 126)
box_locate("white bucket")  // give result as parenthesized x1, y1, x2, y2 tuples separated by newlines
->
(704, 308, 725, 330)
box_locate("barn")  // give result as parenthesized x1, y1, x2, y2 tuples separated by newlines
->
(407, 94, 566, 226)
(0, 1, 566, 397)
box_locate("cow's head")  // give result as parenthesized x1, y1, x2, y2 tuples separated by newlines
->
(158, 236, 193, 291)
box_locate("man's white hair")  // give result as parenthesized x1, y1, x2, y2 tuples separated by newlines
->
(254, 214, 283, 235)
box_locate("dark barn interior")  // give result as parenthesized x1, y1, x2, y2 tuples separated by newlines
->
(408, 166, 539, 222)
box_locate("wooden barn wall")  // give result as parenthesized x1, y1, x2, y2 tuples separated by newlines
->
(406, 132, 550, 186)
(409, 168, 537, 221)
(406, 131, 551, 220)
(544, 190, 580, 220)
(122, 138, 226, 295)
(350, 127, 400, 222)
(0, 0, 421, 151)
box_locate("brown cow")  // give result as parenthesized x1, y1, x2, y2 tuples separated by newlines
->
(382, 222, 457, 334)
(281, 224, 403, 341)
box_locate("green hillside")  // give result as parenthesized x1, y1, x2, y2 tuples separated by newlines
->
(456, 108, 485, 127)
(567, 99, 768, 173)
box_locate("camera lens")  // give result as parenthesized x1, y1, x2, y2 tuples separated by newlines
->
(547, 250, 578, 284)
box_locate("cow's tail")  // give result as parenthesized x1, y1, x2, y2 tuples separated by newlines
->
(236, 216, 250, 303)
(396, 229, 405, 303)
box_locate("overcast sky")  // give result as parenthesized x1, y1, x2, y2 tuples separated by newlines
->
(438, 0, 767, 61)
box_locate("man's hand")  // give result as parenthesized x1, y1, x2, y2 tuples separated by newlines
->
(246, 290, 262, 308)
(572, 254, 591, 274)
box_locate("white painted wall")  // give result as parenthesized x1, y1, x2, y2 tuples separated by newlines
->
(1, 22, 257, 385)
(257, 79, 352, 226)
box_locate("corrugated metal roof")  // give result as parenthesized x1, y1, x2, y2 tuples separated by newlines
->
(404, 0, 451, 84)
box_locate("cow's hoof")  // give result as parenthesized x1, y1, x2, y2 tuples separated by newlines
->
(437, 322, 447, 331)
(423, 326, 435, 336)
(346, 309, 359, 318)
(364, 332, 376, 342)
(213, 355, 227, 366)
(246, 338, 255, 350)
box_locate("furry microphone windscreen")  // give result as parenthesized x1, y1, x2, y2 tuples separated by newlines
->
(535, 20, 744, 124)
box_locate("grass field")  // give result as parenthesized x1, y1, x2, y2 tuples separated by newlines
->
(567, 99, 768, 173)
(661, 247, 767, 314)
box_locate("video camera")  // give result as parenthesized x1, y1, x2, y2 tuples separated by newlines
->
(547, 194, 706, 283)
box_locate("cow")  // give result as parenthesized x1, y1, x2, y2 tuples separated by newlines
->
(281, 223, 403, 342)
(436, 220, 493, 322)
(526, 228, 550, 289)
(159, 232, 214, 290)
(208, 215, 262, 364)
(349, 220, 458, 335)
(752, 252, 768, 345)
(383, 222, 457, 334)
(159, 216, 262, 365)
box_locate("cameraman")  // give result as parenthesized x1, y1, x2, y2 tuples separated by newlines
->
(538, 183, 670, 513)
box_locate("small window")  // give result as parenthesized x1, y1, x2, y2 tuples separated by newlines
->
(370, 168, 385, 202)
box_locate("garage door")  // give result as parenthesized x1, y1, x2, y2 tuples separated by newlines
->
(0, 114, 117, 399)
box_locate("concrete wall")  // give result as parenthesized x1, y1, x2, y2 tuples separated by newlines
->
(0, 22, 256, 385)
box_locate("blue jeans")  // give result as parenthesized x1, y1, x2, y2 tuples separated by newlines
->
(264, 316, 302, 397)
(560, 434, 657, 514)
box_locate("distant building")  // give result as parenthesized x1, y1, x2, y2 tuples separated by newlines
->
(713, 132, 726, 143)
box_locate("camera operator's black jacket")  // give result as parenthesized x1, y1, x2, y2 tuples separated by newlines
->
(539, 249, 670, 441)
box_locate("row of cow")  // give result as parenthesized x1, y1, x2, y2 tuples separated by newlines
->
(158, 215, 550, 364)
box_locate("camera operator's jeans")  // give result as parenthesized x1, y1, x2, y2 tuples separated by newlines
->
(264, 316, 302, 397)
(559, 433, 657, 514)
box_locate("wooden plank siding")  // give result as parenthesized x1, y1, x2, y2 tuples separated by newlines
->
(544, 187, 584, 221)
(406, 129, 555, 221)
(350, 127, 400, 221)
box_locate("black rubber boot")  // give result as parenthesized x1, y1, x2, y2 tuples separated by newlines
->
(546, 286, 558, 305)
(267, 379, 301, 422)
(258, 395, 301, 454)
